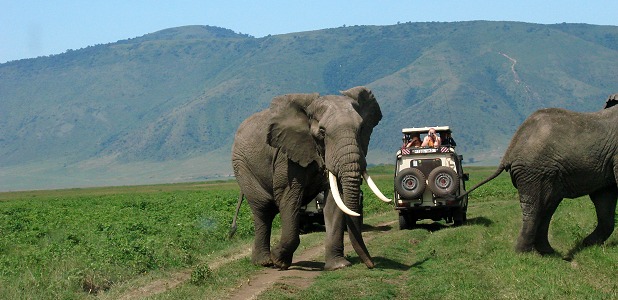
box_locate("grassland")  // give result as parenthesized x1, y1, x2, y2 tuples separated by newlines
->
(0, 166, 616, 299)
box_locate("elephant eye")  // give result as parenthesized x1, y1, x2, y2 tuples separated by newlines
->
(318, 127, 326, 137)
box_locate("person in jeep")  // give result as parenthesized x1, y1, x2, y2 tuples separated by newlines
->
(405, 133, 422, 148)
(421, 128, 441, 147)
(441, 131, 456, 147)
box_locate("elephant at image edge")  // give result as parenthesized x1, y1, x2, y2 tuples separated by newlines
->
(231, 86, 390, 270)
(461, 94, 618, 254)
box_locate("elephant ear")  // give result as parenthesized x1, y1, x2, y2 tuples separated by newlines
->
(604, 93, 618, 109)
(340, 86, 383, 155)
(268, 93, 323, 167)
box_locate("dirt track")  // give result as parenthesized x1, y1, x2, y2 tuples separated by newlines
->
(117, 220, 396, 299)
(226, 241, 326, 299)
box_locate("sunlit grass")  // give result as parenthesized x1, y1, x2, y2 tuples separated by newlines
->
(0, 183, 252, 299)
(260, 166, 618, 300)
(1, 166, 616, 299)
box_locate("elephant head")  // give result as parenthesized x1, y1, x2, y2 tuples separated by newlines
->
(266, 86, 388, 268)
(267, 86, 388, 210)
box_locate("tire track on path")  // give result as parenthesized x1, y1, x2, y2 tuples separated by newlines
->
(116, 219, 395, 300)
(117, 247, 252, 300)
(226, 220, 396, 300)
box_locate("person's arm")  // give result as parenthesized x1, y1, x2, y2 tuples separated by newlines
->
(421, 136, 429, 147)
(435, 137, 441, 147)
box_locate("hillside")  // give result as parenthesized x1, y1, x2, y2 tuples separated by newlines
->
(1, 22, 617, 191)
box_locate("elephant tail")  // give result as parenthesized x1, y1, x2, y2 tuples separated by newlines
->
(456, 164, 507, 200)
(228, 192, 245, 239)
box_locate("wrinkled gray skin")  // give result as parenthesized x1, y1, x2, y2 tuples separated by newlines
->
(231, 86, 382, 270)
(462, 95, 618, 254)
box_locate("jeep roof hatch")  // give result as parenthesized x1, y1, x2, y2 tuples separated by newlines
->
(402, 126, 450, 134)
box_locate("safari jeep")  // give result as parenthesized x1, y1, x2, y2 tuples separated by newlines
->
(299, 190, 364, 233)
(299, 191, 326, 233)
(394, 126, 469, 229)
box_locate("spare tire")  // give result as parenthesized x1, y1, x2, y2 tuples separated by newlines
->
(395, 168, 426, 200)
(427, 166, 460, 196)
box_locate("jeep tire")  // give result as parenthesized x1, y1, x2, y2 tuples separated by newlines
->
(398, 213, 416, 230)
(428, 166, 459, 196)
(395, 168, 426, 200)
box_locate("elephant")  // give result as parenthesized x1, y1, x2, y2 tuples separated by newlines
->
(460, 93, 618, 254)
(230, 86, 391, 270)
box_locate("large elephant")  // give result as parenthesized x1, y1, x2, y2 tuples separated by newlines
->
(461, 94, 618, 254)
(230, 86, 390, 270)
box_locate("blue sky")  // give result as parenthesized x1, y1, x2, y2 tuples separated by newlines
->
(2, 0, 618, 63)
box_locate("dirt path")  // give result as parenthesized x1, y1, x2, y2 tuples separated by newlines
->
(117, 247, 252, 300)
(499, 52, 520, 83)
(226, 241, 325, 300)
(116, 220, 395, 300)
(227, 220, 396, 299)
(499, 51, 533, 95)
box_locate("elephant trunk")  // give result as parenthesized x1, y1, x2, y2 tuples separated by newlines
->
(325, 139, 376, 268)
(340, 158, 374, 269)
(340, 167, 362, 214)
(328, 143, 365, 217)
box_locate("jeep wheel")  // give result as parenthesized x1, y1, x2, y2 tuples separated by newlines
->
(398, 213, 415, 230)
(454, 195, 468, 226)
(395, 168, 426, 200)
(453, 208, 467, 226)
(428, 166, 459, 196)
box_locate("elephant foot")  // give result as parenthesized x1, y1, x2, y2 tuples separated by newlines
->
(534, 245, 555, 255)
(252, 254, 274, 267)
(324, 257, 352, 271)
(272, 258, 292, 270)
(582, 231, 611, 247)
(534, 239, 555, 255)
(270, 249, 294, 270)
(514, 242, 534, 253)
(516, 243, 555, 255)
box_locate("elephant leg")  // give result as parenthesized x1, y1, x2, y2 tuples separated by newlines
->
(515, 176, 563, 254)
(248, 200, 277, 267)
(534, 196, 563, 254)
(515, 191, 543, 253)
(583, 186, 618, 246)
(323, 191, 350, 270)
(270, 188, 302, 270)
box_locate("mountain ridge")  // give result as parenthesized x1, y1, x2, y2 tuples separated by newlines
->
(1, 21, 617, 191)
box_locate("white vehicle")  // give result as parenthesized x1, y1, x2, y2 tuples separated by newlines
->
(299, 191, 326, 232)
(394, 126, 469, 229)
(299, 190, 364, 233)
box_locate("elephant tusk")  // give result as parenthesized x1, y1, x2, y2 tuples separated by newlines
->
(328, 172, 361, 217)
(363, 171, 392, 202)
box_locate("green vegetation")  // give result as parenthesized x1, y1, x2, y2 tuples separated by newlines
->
(0, 166, 616, 299)
(260, 166, 618, 300)
(0, 181, 254, 299)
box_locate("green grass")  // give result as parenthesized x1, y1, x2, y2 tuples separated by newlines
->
(0, 166, 617, 299)
(0, 181, 254, 299)
(258, 166, 618, 300)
